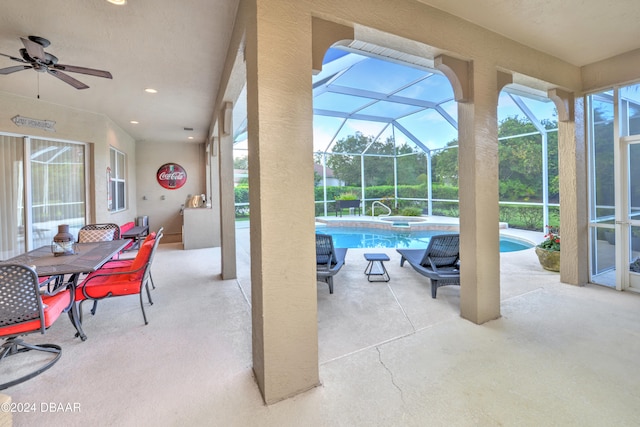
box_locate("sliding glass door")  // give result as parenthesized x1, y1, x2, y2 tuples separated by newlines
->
(588, 91, 616, 287)
(0, 134, 86, 259)
(624, 138, 640, 292)
(30, 138, 86, 248)
(589, 83, 640, 292)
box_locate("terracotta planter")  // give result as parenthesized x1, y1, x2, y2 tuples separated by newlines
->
(535, 246, 560, 272)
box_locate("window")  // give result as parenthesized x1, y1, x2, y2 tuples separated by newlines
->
(109, 147, 126, 212)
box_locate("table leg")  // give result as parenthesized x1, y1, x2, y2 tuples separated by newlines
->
(364, 261, 372, 275)
(65, 274, 87, 341)
(364, 260, 390, 282)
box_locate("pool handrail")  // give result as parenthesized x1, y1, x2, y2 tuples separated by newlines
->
(371, 201, 391, 217)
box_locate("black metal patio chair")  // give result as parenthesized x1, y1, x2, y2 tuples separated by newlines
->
(0, 264, 70, 390)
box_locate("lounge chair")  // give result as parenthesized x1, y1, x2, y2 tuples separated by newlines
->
(397, 233, 460, 298)
(316, 233, 347, 294)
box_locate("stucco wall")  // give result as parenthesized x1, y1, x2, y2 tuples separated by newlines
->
(135, 141, 208, 243)
(0, 91, 137, 226)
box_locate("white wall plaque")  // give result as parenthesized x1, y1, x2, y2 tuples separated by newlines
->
(12, 115, 56, 132)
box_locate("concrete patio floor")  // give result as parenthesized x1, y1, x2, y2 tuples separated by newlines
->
(3, 224, 640, 426)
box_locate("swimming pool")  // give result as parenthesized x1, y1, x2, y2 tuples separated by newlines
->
(316, 227, 533, 252)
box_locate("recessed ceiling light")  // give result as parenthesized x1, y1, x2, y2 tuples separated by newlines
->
(145, 88, 157, 94)
(107, 0, 127, 5)
(188, 136, 194, 140)
(130, 120, 139, 124)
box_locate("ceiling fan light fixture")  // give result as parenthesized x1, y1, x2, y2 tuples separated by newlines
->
(107, 0, 127, 5)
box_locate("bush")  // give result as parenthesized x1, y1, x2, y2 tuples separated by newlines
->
(431, 184, 458, 199)
(399, 207, 422, 216)
(234, 185, 249, 204)
(432, 201, 459, 217)
(499, 205, 545, 230)
(336, 192, 358, 200)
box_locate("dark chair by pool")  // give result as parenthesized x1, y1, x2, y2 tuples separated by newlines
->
(316, 233, 347, 294)
(397, 233, 460, 298)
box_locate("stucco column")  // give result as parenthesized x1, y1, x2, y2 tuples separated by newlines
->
(218, 102, 237, 279)
(436, 56, 501, 324)
(245, 0, 319, 404)
(548, 89, 588, 285)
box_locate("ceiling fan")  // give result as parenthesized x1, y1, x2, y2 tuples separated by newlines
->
(0, 35, 112, 90)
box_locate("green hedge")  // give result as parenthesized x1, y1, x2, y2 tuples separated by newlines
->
(313, 184, 461, 201)
(235, 185, 249, 204)
(242, 183, 557, 230)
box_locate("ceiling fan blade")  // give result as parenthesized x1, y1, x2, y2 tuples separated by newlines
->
(0, 52, 29, 63)
(47, 69, 89, 90)
(53, 64, 112, 79)
(0, 65, 32, 75)
(20, 37, 46, 61)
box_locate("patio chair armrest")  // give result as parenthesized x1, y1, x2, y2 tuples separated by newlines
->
(39, 281, 71, 297)
(427, 257, 460, 274)
(81, 263, 148, 284)
(79, 263, 150, 301)
(38, 275, 69, 296)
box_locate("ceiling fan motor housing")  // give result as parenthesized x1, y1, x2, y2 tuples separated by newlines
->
(27, 35, 51, 48)
(19, 48, 58, 66)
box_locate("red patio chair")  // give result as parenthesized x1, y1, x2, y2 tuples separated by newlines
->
(119, 221, 136, 251)
(101, 227, 162, 289)
(0, 264, 71, 390)
(75, 231, 162, 325)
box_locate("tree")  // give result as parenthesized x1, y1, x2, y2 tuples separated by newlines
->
(498, 116, 559, 202)
(431, 140, 458, 186)
(325, 131, 427, 187)
(430, 115, 560, 203)
(323, 114, 561, 205)
(325, 132, 370, 186)
(234, 155, 248, 170)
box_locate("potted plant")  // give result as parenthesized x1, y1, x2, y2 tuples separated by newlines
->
(335, 192, 361, 216)
(535, 225, 560, 272)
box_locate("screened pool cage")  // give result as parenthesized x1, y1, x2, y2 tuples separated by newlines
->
(233, 47, 560, 232)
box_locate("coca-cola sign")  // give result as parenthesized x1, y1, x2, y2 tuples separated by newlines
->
(156, 163, 187, 189)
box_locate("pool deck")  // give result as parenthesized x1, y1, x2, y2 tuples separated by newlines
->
(316, 214, 545, 246)
(11, 223, 640, 426)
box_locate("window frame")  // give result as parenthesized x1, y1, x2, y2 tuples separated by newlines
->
(109, 147, 126, 212)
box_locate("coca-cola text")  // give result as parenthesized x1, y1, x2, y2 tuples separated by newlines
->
(158, 171, 186, 181)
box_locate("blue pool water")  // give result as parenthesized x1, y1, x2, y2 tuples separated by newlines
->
(316, 227, 533, 252)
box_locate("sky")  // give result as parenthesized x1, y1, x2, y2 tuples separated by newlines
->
(234, 47, 558, 156)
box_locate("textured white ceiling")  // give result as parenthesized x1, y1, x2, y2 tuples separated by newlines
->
(0, 1, 639, 145)
(417, 0, 640, 66)
(0, 0, 239, 144)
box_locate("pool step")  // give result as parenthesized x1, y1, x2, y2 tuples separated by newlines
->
(391, 222, 410, 228)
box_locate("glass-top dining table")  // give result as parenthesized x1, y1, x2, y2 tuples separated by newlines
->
(0, 239, 130, 341)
